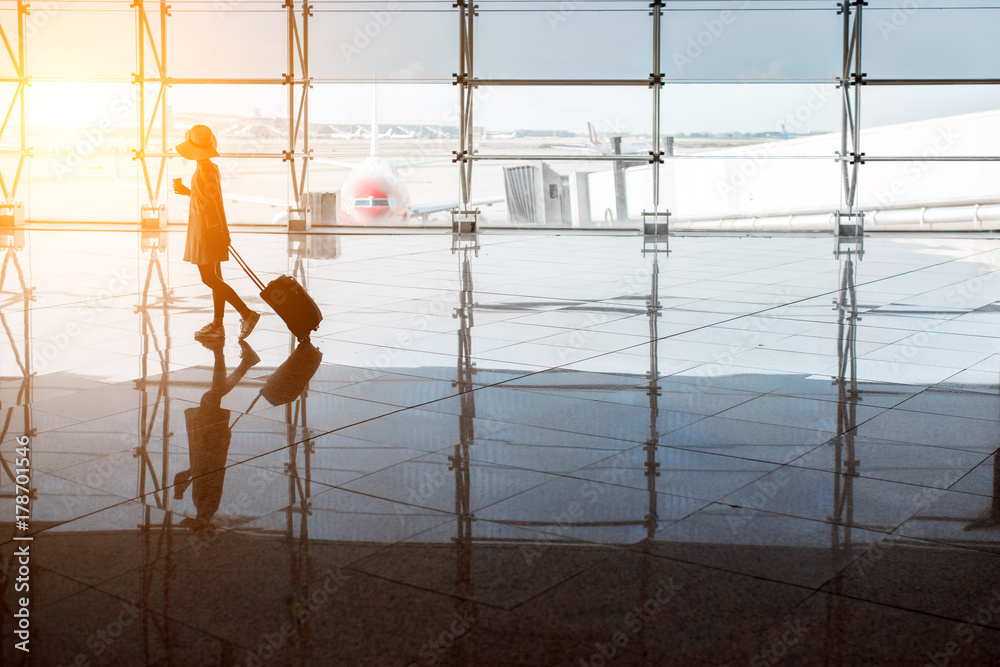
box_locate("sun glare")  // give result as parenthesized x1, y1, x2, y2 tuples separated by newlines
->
(29, 83, 135, 130)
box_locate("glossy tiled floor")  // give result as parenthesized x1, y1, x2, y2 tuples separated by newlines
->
(3, 228, 1000, 665)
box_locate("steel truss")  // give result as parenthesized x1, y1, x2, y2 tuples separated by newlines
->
(838, 0, 864, 214)
(0, 1, 28, 214)
(455, 0, 476, 212)
(285, 0, 311, 229)
(134, 0, 169, 227)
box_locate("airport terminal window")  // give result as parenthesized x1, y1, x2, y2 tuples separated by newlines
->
(0, 1, 998, 228)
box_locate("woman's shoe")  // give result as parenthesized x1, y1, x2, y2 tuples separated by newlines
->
(194, 322, 225, 339)
(238, 310, 260, 340)
(238, 340, 261, 366)
(198, 337, 225, 352)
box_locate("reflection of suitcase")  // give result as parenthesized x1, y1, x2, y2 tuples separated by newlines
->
(230, 246, 323, 342)
(231, 341, 323, 428)
(260, 341, 322, 406)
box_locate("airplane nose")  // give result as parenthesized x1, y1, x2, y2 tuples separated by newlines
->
(352, 204, 387, 222)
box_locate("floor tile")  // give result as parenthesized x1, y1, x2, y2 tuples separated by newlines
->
(7, 230, 1000, 664)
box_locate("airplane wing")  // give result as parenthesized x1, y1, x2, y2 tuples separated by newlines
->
(313, 158, 361, 170)
(225, 193, 287, 207)
(313, 157, 452, 170)
(411, 197, 504, 218)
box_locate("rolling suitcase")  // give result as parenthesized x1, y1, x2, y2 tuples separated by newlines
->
(230, 245, 323, 342)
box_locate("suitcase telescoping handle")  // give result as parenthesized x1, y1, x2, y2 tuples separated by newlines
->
(229, 244, 266, 292)
(229, 393, 263, 429)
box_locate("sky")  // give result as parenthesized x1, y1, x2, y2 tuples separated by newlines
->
(12, 0, 1000, 136)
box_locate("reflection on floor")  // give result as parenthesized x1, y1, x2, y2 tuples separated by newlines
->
(3, 228, 1000, 665)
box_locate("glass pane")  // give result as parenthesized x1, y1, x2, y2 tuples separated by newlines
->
(662, 84, 840, 148)
(0, 8, 19, 79)
(28, 81, 135, 158)
(865, 2, 1000, 79)
(663, 3, 841, 81)
(28, 154, 139, 223)
(478, 85, 651, 140)
(310, 83, 458, 159)
(477, 3, 650, 79)
(669, 157, 841, 220)
(26, 6, 135, 79)
(311, 6, 454, 80)
(863, 86, 1000, 147)
(0, 82, 21, 149)
(168, 8, 285, 79)
(857, 162, 1000, 214)
(169, 83, 286, 152)
(169, 157, 291, 226)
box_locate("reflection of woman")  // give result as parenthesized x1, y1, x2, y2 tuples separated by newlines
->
(173, 124, 260, 341)
(174, 339, 259, 539)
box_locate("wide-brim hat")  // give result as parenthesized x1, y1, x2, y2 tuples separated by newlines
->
(176, 124, 220, 160)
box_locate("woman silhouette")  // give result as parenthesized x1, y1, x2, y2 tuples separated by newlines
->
(173, 125, 260, 340)
(174, 338, 260, 540)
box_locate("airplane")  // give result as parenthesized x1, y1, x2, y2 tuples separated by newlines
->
(315, 125, 364, 140)
(536, 122, 652, 156)
(586, 121, 652, 156)
(380, 126, 417, 140)
(480, 127, 518, 140)
(226, 122, 283, 140)
(326, 101, 500, 225)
